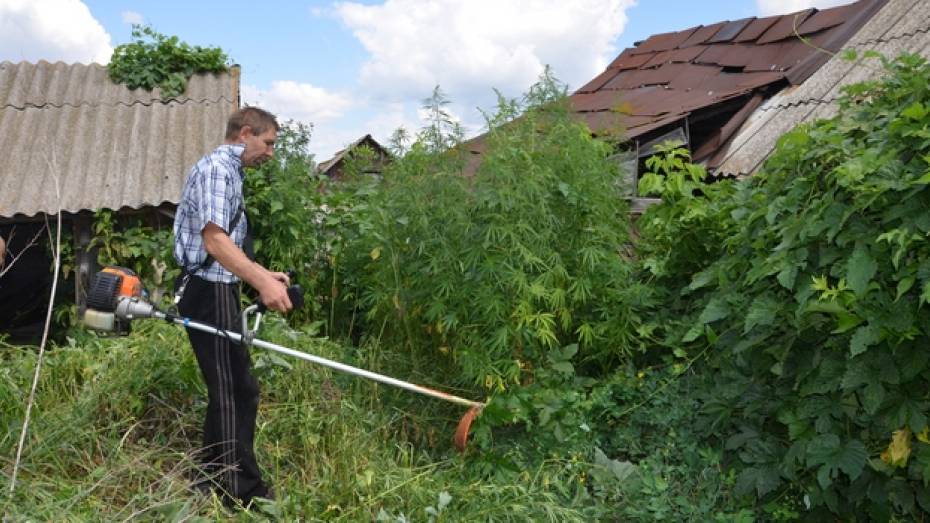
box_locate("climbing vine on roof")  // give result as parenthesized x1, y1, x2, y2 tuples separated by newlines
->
(107, 25, 228, 98)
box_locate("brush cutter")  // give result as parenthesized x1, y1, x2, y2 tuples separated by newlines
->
(82, 266, 484, 451)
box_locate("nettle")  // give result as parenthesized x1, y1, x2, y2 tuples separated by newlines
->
(108, 25, 227, 98)
(640, 54, 930, 519)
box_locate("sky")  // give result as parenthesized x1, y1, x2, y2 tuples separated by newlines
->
(0, 0, 853, 161)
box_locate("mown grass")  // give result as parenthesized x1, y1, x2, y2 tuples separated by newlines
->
(0, 318, 596, 521)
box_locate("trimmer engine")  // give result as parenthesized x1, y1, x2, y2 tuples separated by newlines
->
(83, 266, 144, 333)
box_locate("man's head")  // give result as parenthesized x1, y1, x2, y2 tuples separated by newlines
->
(225, 106, 279, 168)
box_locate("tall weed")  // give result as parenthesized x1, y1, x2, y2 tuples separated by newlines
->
(357, 71, 642, 393)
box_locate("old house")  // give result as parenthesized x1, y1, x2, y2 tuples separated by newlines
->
(715, 0, 929, 175)
(465, 0, 887, 212)
(317, 134, 391, 180)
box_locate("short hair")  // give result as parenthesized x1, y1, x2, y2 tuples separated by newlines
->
(225, 106, 280, 140)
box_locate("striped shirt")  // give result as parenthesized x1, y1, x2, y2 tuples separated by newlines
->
(173, 144, 248, 283)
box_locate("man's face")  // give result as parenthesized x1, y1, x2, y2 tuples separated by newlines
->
(240, 126, 277, 168)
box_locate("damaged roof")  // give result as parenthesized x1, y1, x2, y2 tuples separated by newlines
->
(317, 134, 391, 177)
(714, 0, 929, 175)
(464, 0, 884, 168)
(0, 61, 239, 219)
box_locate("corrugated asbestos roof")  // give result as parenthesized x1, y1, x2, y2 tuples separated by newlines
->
(568, 0, 882, 141)
(0, 61, 238, 218)
(714, 0, 929, 175)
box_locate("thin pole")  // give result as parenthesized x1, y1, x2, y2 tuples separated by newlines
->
(162, 312, 484, 409)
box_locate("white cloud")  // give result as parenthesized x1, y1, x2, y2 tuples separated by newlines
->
(306, 101, 417, 161)
(335, 0, 636, 103)
(0, 0, 113, 64)
(756, 0, 852, 16)
(121, 10, 144, 26)
(241, 81, 354, 125)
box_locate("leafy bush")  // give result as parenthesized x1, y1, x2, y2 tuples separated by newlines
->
(244, 121, 380, 330)
(108, 25, 227, 98)
(639, 53, 930, 519)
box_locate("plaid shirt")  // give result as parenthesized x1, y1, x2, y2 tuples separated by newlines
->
(173, 144, 248, 283)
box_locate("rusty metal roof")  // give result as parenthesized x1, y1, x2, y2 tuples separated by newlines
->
(565, 0, 883, 145)
(714, 0, 929, 176)
(0, 61, 238, 219)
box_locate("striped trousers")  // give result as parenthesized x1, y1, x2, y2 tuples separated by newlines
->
(178, 276, 269, 505)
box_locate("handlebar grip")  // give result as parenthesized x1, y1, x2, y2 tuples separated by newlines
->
(288, 284, 305, 310)
(256, 284, 304, 313)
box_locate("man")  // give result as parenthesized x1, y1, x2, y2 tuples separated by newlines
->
(173, 106, 292, 507)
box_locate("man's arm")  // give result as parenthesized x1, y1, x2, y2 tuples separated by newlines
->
(202, 222, 292, 312)
(0, 236, 5, 269)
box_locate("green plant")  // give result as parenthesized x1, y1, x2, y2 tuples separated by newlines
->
(357, 70, 642, 395)
(108, 25, 228, 98)
(637, 53, 930, 519)
(244, 120, 382, 332)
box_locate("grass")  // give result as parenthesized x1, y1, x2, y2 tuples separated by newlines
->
(0, 318, 597, 521)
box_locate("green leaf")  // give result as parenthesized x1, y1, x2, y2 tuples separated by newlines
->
(832, 312, 864, 334)
(805, 300, 847, 315)
(561, 343, 579, 359)
(862, 382, 885, 415)
(896, 276, 916, 301)
(687, 269, 715, 292)
(838, 440, 868, 480)
(807, 434, 839, 465)
(921, 281, 930, 305)
(744, 296, 779, 334)
(902, 102, 928, 121)
(846, 244, 877, 297)
(699, 298, 730, 325)
(551, 361, 574, 374)
(777, 264, 798, 290)
(849, 324, 880, 357)
(807, 435, 867, 488)
(682, 325, 703, 343)
(637, 172, 664, 196)
(593, 447, 636, 482)
(735, 466, 782, 498)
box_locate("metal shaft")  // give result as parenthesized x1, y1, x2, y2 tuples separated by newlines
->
(157, 311, 484, 409)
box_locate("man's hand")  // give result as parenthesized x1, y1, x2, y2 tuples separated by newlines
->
(269, 271, 290, 286)
(257, 271, 292, 313)
(202, 223, 293, 313)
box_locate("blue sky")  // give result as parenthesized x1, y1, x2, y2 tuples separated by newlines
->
(1, 0, 849, 160)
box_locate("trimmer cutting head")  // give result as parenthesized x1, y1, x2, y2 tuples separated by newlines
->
(453, 406, 482, 452)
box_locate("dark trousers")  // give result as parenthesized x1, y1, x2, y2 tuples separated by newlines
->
(178, 276, 268, 504)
